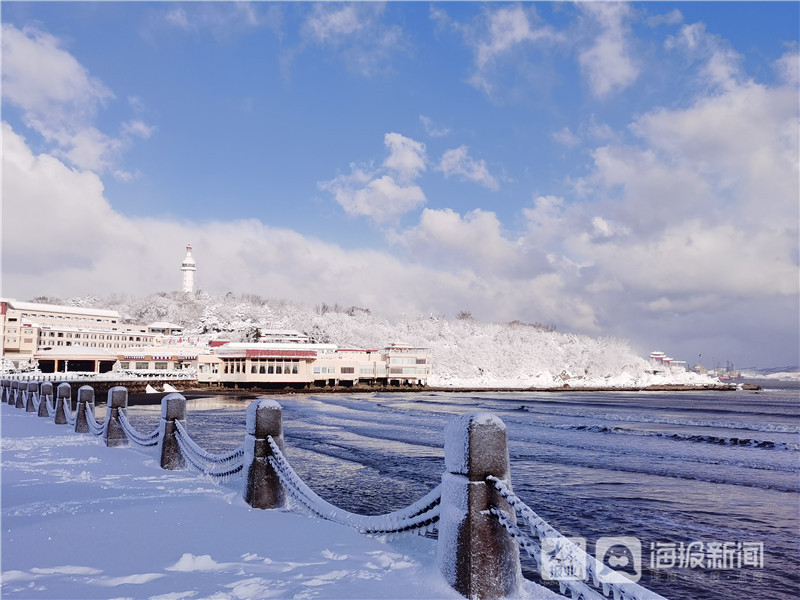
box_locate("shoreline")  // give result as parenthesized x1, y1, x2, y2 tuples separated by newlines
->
(2, 377, 760, 404)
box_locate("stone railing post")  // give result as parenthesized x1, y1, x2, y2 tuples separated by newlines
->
(26, 381, 38, 412)
(38, 382, 54, 417)
(242, 399, 285, 509)
(437, 413, 522, 600)
(104, 386, 129, 447)
(15, 380, 25, 409)
(1, 379, 9, 403)
(54, 383, 71, 425)
(74, 385, 95, 433)
(158, 393, 186, 470)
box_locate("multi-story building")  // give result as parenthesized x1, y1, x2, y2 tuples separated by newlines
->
(1, 298, 158, 370)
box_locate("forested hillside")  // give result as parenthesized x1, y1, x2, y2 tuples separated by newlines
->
(38, 292, 710, 387)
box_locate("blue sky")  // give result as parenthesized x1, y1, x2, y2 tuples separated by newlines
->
(2, 1, 798, 368)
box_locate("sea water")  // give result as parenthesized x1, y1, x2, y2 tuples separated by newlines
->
(125, 384, 800, 600)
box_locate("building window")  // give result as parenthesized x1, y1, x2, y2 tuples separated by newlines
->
(154, 362, 168, 370)
(120, 362, 130, 369)
(341, 367, 355, 374)
(135, 362, 149, 370)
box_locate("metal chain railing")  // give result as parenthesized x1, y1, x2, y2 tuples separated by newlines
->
(117, 410, 160, 447)
(266, 435, 440, 535)
(487, 476, 667, 600)
(173, 420, 244, 481)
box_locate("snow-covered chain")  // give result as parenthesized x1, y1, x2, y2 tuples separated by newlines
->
(267, 435, 440, 535)
(173, 419, 244, 480)
(62, 397, 77, 426)
(117, 410, 160, 447)
(85, 404, 107, 436)
(487, 476, 668, 600)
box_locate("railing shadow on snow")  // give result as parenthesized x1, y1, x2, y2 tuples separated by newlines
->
(1, 378, 668, 600)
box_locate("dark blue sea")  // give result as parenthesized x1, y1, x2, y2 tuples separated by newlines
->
(125, 383, 800, 600)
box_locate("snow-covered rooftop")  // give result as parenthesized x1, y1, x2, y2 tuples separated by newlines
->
(2, 298, 120, 319)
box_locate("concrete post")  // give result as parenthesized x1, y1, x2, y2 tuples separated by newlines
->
(1, 379, 8, 403)
(158, 393, 186, 470)
(15, 380, 25, 409)
(54, 383, 71, 425)
(437, 413, 522, 600)
(25, 381, 38, 412)
(104, 386, 129, 447)
(242, 399, 286, 509)
(74, 385, 95, 433)
(38, 382, 54, 417)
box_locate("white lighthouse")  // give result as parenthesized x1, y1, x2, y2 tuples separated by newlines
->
(181, 244, 196, 294)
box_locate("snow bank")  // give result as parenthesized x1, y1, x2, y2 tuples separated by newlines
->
(1, 403, 558, 599)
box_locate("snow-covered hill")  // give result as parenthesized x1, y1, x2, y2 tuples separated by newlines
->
(61, 292, 716, 388)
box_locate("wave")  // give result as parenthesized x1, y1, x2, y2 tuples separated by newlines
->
(515, 405, 800, 434)
(539, 421, 800, 452)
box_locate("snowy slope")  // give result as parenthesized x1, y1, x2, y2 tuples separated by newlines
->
(66, 293, 717, 388)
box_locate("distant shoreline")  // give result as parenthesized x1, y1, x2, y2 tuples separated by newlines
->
(166, 381, 753, 396)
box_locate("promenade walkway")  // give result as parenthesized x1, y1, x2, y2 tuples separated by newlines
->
(1, 401, 480, 600)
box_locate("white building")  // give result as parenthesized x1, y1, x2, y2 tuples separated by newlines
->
(1, 298, 157, 371)
(195, 337, 430, 388)
(181, 244, 197, 294)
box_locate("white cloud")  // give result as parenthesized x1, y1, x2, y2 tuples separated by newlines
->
(647, 9, 683, 28)
(300, 3, 405, 76)
(319, 133, 428, 225)
(577, 2, 639, 98)
(664, 22, 745, 92)
(552, 126, 580, 148)
(453, 4, 563, 97)
(1, 24, 152, 174)
(1, 24, 113, 119)
(122, 120, 156, 139)
(419, 115, 450, 138)
(304, 4, 364, 41)
(774, 47, 800, 87)
(437, 146, 499, 190)
(391, 208, 520, 276)
(158, 2, 267, 37)
(322, 172, 426, 225)
(383, 132, 427, 181)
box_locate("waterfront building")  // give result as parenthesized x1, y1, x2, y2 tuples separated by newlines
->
(195, 337, 430, 388)
(1, 298, 157, 369)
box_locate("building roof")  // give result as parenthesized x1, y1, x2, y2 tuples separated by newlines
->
(147, 321, 183, 329)
(34, 346, 118, 360)
(2, 298, 120, 319)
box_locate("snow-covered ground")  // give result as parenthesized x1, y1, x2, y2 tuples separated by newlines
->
(0, 402, 558, 600)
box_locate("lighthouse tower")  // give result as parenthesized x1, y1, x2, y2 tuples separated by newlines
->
(181, 244, 196, 294)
